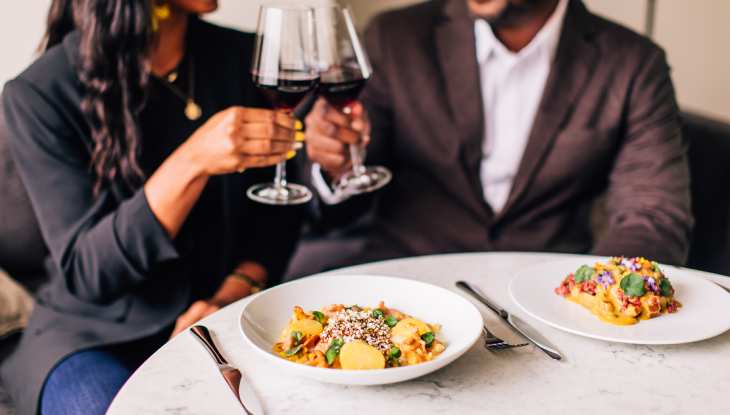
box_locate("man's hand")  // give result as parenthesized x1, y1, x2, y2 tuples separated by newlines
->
(305, 98, 370, 179)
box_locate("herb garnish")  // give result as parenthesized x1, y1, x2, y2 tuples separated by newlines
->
(384, 315, 398, 328)
(660, 278, 674, 297)
(284, 330, 304, 356)
(312, 311, 326, 324)
(421, 331, 435, 348)
(325, 338, 344, 365)
(574, 265, 594, 283)
(620, 273, 646, 297)
(285, 345, 303, 356)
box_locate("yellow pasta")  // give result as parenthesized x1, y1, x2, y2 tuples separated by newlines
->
(273, 302, 446, 369)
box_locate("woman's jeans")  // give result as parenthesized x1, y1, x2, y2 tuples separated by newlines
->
(40, 329, 170, 415)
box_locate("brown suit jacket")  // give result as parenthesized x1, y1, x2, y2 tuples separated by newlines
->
(313, 0, 692, 267)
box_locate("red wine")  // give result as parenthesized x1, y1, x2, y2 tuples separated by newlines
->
(319, 78, 367, 111)
(253, 72, 319, 111)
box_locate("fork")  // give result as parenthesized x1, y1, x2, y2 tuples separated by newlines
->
(482, 325, 528, 351)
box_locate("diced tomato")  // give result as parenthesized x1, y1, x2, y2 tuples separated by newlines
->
(579, 280, 597, 296)
(567, 274, 576, 290)
(554, 285, 570, 297)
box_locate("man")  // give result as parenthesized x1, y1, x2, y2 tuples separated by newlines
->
(300, 0, 692, 273)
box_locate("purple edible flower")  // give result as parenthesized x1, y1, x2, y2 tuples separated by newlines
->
(621, 258, 641, 271)
(597, 271, 614, 288)
(644, 276, 659, 294)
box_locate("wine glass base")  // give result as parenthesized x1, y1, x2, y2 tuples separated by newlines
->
(335, 166, 392, 196)
(247, 183, 313, 205)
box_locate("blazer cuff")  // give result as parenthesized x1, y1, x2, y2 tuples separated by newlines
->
(311, 163, 351, 205)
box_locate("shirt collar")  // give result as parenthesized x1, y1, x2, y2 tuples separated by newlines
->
(475, 0, 569, 64)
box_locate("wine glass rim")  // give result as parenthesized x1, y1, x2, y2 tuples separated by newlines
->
(311, 4, 353, 10)
(259, 4, 314, 12)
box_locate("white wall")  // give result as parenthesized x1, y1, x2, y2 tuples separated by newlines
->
(0, 0, 331, 86)
(0, 0, 51, 87)
(1, 0, 728, 122)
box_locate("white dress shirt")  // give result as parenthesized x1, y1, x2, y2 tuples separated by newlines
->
(313, 0, 568, 208)
(476, 0, 567, 212)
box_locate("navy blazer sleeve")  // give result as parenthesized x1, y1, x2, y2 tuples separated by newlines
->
(3, 77, 181, 304)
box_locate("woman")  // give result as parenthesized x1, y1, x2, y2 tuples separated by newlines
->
(0, 1, 305, 414)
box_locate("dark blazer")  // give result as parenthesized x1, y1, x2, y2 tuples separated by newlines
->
(314, 0, 692, 268)
(0, 19, 303, 414)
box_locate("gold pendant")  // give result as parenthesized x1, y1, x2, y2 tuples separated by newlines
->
(185, 100, 202, 120)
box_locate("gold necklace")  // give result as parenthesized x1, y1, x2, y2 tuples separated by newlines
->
(155, 57, 202, 121)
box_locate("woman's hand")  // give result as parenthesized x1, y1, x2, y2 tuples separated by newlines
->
(145, 107, 302, 239)
(169, 261, 267, 338)
(181, 106, 302, 177)
(305, 98, 370, 179)
(171, 300, 220, 337)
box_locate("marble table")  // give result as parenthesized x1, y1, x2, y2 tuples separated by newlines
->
(108, 252, 730, 415)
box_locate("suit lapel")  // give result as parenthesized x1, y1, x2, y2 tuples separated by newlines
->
(434, 0, 493, 222)
(435, 1, 483, 147)
(497, 0, 599, 219)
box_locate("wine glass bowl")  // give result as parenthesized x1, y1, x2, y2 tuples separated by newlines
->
(314, 6, 392, 197)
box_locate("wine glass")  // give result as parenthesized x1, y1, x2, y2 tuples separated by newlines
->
(249, 5, 319, 205)
(314, 6, 392, 196)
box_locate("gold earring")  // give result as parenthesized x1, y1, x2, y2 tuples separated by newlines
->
(151, 1, 171, 32)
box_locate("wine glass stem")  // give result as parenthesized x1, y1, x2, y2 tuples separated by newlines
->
(349, 144, 366, 176)
(342, 106, 366, 177)
(275, 161, 287, 189)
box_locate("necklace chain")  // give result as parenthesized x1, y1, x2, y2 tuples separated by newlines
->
(154, 57, 202, 120)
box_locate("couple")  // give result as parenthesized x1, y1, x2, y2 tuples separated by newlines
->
(0, 0, 691, 414)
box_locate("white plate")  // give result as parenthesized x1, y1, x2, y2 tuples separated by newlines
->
(239, 274, 482, 385)
(509, 256, 730, 345)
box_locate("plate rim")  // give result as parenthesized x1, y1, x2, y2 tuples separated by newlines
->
(508, 256, 730, 345)
(238, 273, 484, 384)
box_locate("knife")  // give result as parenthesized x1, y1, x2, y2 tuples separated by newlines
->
(191, 325, 265, 414)
(456, 280, 563, 360)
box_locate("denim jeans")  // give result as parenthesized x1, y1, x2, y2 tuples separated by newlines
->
(40, 329, 170, 415)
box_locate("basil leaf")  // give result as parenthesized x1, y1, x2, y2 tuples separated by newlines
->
(574, 265, 594, 283)
(620, 273, 646, 297)
(372, 309, 385, 319)
(285, 344, 303, 356)
(312, 311, 326, 324)
(325, 338, 344, 365)
(384, 315, 398, 328)
(421, 331, 435, 348)
(290, 330, 303, 346)
(660, 278, 674, 297)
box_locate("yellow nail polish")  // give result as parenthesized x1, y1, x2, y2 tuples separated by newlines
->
(295, 131, 305, 142)
(286, 150, 296, 160)
(294, 120, 304, 131)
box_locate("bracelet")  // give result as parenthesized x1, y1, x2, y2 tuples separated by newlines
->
(229, 271, 264, 294)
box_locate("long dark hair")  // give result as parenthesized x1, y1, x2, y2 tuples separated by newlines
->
(41, 0, 153, 195)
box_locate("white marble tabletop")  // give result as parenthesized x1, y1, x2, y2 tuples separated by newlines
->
(108, 252, 730, 415)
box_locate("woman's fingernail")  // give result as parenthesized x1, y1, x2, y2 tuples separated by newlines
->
(293, 142, 304, 150)
(295, 131, 305, 142)
(294, 120, 304, 131)
(286, 150, 296, 159)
